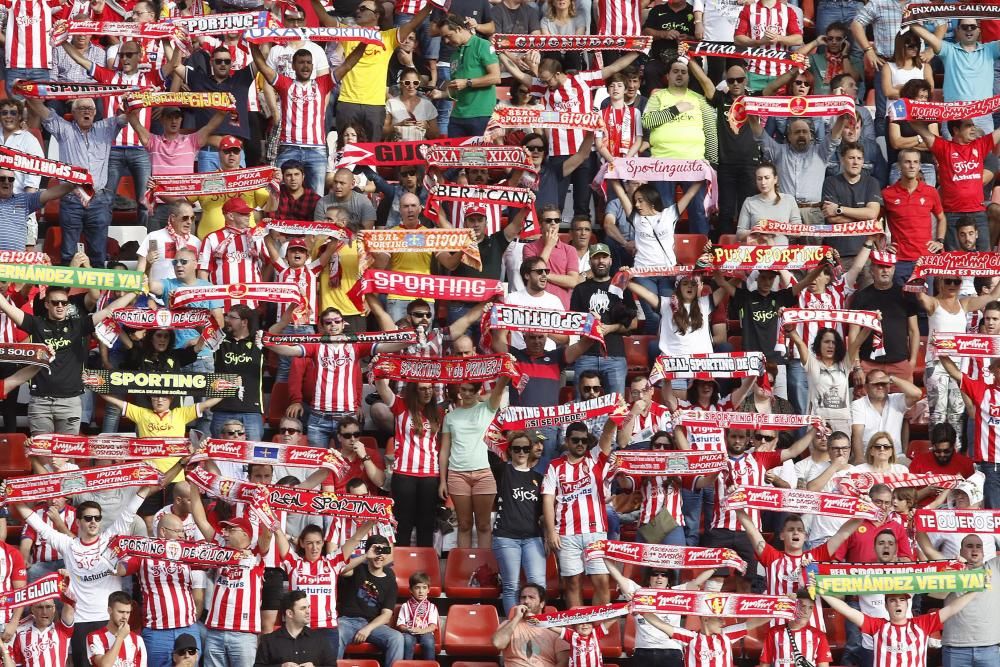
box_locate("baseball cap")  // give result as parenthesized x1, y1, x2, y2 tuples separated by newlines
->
(222, 198, 253, 216)
(870, 251, 897, 266)
(219, 517, 253, 535)
(286, 237, 309, 251)
(219, 135, 243, 151)
(161, 106, 183, 117)
(589, 243, 611, 257)
(173, 634, 198, 653)
(464, 203, 488, 217)
(283, 7, 304, 17)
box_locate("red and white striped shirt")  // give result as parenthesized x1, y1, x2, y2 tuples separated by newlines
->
(636, 476, 686, 526)
(759, 624, 833, 667)
(967, 357, 995, 384)
(125, 557, 203, 630)
(673, 625, 747, 667)
(11, 620, 73, 667)
(205, 546, 265, 633)
(559, 625, 607, 667)
(961, 375, 1000, 463)
(23, 504, 76, 564)
(394, 0, 426, 14)
(280, 551, 347, 629)
(711, 450, 783, 531)
(542, 448, 615, 536)
(627, 402, 673, 446)
(91, 64, 163, 148)
(861, 612, 942, 667)
(299, 342, 374, 413)
(275, 259, 323, 324)
(530, 69, 604, 157)
(758, 543, 829, 630)
(151, 506, 203, 541)
(596, 0, 642, 35)
(3, 0, 54, 69)
(273, 74, 334, 147)
(198, 228, 265, 309)
(678, 397, 734, 451)
(794, 281, 852, 357)
(0, 542, 27, 626)
(391, 395, 439, 477)
(86, 628, 147, 667)
(734, 0, 801, 77)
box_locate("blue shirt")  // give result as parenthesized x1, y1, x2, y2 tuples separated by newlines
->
(41, 114, 125, 191)
(160, 278, 222, 358)
(939, 40, 1000, 103)
(0, 192, 42, 251)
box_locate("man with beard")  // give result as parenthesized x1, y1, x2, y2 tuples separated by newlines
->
(491, 584, 570, 667)
(312, 168, 377, 229)
(759, 591, 833, 667)
(909, 423, 975, 481)
(570, 244, 637, 397)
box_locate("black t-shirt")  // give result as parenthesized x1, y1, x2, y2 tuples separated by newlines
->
(337, 565, 398, 621)
(821, 173, 884, 258)
(644, 3, 695, 60)
(729, 286, 796, 363)
(709, 90, 759, 165)
(569, 278, 636, 358)
(493, 464, 544, 539)
(187, 66, 254, 140)
(850, 284, 918, 363)
(452, 230, 510, 282)
(19, 312, 96, 397)
(213, 334, 263, 413)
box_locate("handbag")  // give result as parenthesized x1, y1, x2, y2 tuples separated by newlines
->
(636, 505, 678, 544)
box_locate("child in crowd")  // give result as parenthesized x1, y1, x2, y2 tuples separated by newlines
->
(542, 612, 620, 667)
(397, 571, 439, 659)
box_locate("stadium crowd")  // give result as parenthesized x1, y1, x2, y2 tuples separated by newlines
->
(0, 1, 997, 667)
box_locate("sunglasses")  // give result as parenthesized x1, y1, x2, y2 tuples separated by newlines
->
(47, 300, 69, 306)
(543, 218, 561, 224)
(410, 311, 432, 319)
(0, 109, 18, 117)
(530, 268, 550, 275)
(581, 386, 602, 393)
(280, 427, 301, 434)
(0, 177, 14, 183)
(224, 430, 245, 436)
(568, 436, 588, 444)
(81, 515, 102, 522)
(960, 24, 979, 30)
(340, 431, 361, 439)
(214, 58, 232, 65)
(509, 445, 531, 454)
(175, 649, 197, 657)
(941, 278, 962, 285)
(401, 80, 420, 86)
(754, 434, 777, 442)
(526, 145, 545, 152)
(726, 76, 746, 84)
(651, 441, 670, 449)
(871, 443, 893, 450)
(172, 259, 190, 266)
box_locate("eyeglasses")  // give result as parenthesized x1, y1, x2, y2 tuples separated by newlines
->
(0, 109, 18, 117)
(871, 443, 893, 450)
(175, 649, 198, 657)
(581, 385, 602, 393)
(176, 215, 195, 221)
(829, 446, 851, 452)
(340, 431, 361, 439)
(543, 217, 561, 224)
(214, 58, 232, 65)
(172, 259, 190, 266)
(509, 445, 531, 454)
(754, 434, 777, 442)
(322, 317, 343, 325)
(530, 268, 550, 275)
(568, 436, 588, 444)
(401, 80, 420, 86)
(280, 427, 301, 434)
(224, 430, 245, 437)
(726, 76, 746, 84)
(526, 144, 546, 152)
(410, 311, 432, 319)
(0, 177, 14, 183)
(960, 24, 979, 30)
(74, 106, 96, 112)
(81, 515, 102, 522)
(47, 300, 68, 306)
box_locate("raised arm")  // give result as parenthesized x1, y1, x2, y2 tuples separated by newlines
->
(735, 509, 767, 556)
(249, 42, 277, 85)
(374, 377, 397, 405)
(909, 24, 942, 54)
(333, 42, 368, 83)
(188, 483, 216, 542)
(820, 594, 865, 626)
(780, 428, 817, 462)
(600, 52, 640, 79)
(940, 591, 979, 623)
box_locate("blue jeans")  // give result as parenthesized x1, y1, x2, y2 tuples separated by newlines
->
(843, 597, 863, 666)
(275, 144, 327, 196)
(434, 64, 452, 136)
(946, 211, 990, 251)
(944, 645, 1000, 667)
(60, 190, 113, 266)
(143, 625, 202, 667)
(655, 180, 707, 235)
(402, 631, 436, 660)
(27, 559, 63, 583)
(197, 147, 245, 173)
(106, 147, 151, 230)
(307, 409, 352, 448)
(786, 358, 809, 415)
(574, 355, 627, 397)
(815, 0, 860, 36)
(681, 485, 715, 546)
(632, 275, 673, 335)
(979, 462, 1000, 510)
(317, 628, 339, 660)
(4, 67, 48, 100)
(337, 617, 404, 664)
(492, 536, 546, 614)
(210, 411, 263, 442)
(448, 116, 490, 138)
(893, 260, 916, 286)
(203, 628, 256, 667)
(275, 324, 314, 383)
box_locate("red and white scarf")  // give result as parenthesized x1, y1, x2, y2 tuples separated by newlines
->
(166, 11, 274, 35)
(112, 308, 214, 329)
(260, 330, 419, 346)
(335, 136, 483, 169)
(27, 434, 191, 459)
(492, 34, 651, 52)
(347, 270, 503, 311)
(728, 95, 855, 132)
(147, 166, 279, 202)
(190, 439, 349, 475)
(679, 40, 807, 70)
(931, 333, 1000, 358)
(424, 145, 535, 173)
(107, 535, 254, 567)
(0, 573, 67, 611)
(481, 303, 606, 352)
(169, 283, 304, 309)
(12, 80, 143, 99)
(0, 146, 94, 201)
(724, 486, 886, 522)
(702, 245, 832, 273)
(259, 219, 352, 239)
(649, 352, 764, 384)
(528, 603, 629, 628)
(0, 463, 161, 504)
(678, 410, 823, 431)
(888, 94, 1000, 122)
(585, 539, 747, 573)
(484, 393, 627, 457)
(901, 3, 1000, 25)
(371, 353, 527, 390)
(614, 450, 728, 476)
(630, 589, 796, 619)
(905, 252, 1000, 292)
(243, 26, 384, 46)
(486, 107, 604, 134)
(913, 509, 1000, 533)
(0, 343, 53, 368)
(775, 308, 883, 356)
(124, 91, 236, 112)
(839, 472, 963, 496)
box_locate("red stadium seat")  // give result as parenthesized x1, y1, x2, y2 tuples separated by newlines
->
(391, 662, 439, 667)
(0, 434, 29, 476)
(393, 547, 442, 597)
(907, 439, 931, 459)
(344, 643, 379, 657)
(739, 618, 769, 662)
(442, 605, 501, 656)
(625, 335, 655, 374)
(338, 661, 381, 667)
(623, 614, 637, 656)
(559, 386, 575, 404)
(358, 436, 379, 451)
(266, 382, 290, 429)
(674, 234, 709, 265)
(824, 607, 847, 662)
(451, 662, 499, 667)
(445, 548, 501, 599)
(598, 620, 623, 658)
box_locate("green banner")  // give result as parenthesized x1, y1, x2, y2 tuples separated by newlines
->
(82, 369, 242, 398)
(809, 567, 991, 597)
(0, 264, 145, 292)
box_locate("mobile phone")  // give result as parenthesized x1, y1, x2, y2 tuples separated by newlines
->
(77, 243, 85, 255)
(416, 85, 436, 95)
(149, 239, 158, 254)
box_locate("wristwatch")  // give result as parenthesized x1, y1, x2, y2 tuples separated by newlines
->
(466, 78, 474, 89)
(836, 206, 843, 215)
(360, 455, 372, 463)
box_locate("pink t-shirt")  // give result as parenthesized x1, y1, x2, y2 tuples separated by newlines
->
(148, 132, 202, 176)
(522, 240, 577, 309)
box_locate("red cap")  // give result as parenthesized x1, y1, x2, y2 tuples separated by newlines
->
(286, 237, 309, 250)
(219, 517, 253, 536)
(219, 135, 243, 151)
(870, 251, 897, 267)
(222, 198, 253, 216)
(464, 203, 488, 217)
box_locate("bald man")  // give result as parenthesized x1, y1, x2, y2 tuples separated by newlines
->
(312, 167, 377, 228)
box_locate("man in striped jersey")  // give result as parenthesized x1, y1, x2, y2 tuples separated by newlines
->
(2, 590, 75, 667)
(760, 591, 832, 667)
(86, 592, 146, 667)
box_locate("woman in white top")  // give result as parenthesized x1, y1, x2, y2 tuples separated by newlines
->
(384, 68, 440, 142)
(881, 32, 934, 100)
(785, 325, 864, 435)
(854, 431, 909, 475)
(619, 182, 703, 335)
(916, 274, 1000, 446)
(541, 0, 589, 70)
(736, 163, 801, 243)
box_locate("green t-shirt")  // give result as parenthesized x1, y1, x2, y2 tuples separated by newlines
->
(450, 34, 499, 119)
(442, 400, 497, 471)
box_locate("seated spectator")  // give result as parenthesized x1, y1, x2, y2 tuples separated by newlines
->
(396, 571, 439, 660)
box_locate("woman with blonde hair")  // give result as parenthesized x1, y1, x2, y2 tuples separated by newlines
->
(857, 431, 908, 474)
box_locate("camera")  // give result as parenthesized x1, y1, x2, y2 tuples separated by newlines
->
(373, 545, 392, 555)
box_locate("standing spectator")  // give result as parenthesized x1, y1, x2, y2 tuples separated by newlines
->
(136, 202, 200, 283)
(335, 535, 404, 664)
(190, 136, 271, 238)
(0, 98, 43, 248)
(313, 168, 378, 229)
(493, 0, 541, 34)
(275, 160, 322, 222)
(887, 81, 939, 186)
(641, 57, 716, 235)
(86, 592, 147, 667)
(522, 211, 579, 310)
(736, 163, 802, 242)
(542, 421, 617, 608)
(642, 0, 695, 87)
(2, 0, 56, 96)
(385, 69, 439, 142)
(849, 252, 920, 377)
(2, 594, 75, 667)
(759, 593, 834, 667)
(23, 97, 125, 267)
(882, 32, 934, 101)
(880, 149, 946, 284)
(850, 371, 921, 463)
(806, 23, 861, 95)
(254, 590, 339, 667)
(733, 0, 803, 91)
(197, 199, 266, 310)
(504, 257, 567, 351)
(211, 305, 265, 441)
(429, 14, 501, 137)
(49, 32, 104, 88)
(784, 326, 863, 435)
(541, 0, 588, 72)
(0, 167, 73, 252)
(820, 143, 884, 264)
(152, 483, 203, 542)
(491, 585, 570, 667)
(19, 498, 74, 582)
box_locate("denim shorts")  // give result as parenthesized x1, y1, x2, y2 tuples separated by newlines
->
(557, 532, 609, 577)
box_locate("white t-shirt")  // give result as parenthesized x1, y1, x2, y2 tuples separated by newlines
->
(620, 579, 682, 651)
(633, 207, 678, 268)
(806, 465, 855, 542)
(503, 289, 565, 351)
(657, 294, 713, 358)
(851, 393, 909, 460)
(137, 227, 200, 284)
(385, 96, 438, 142)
